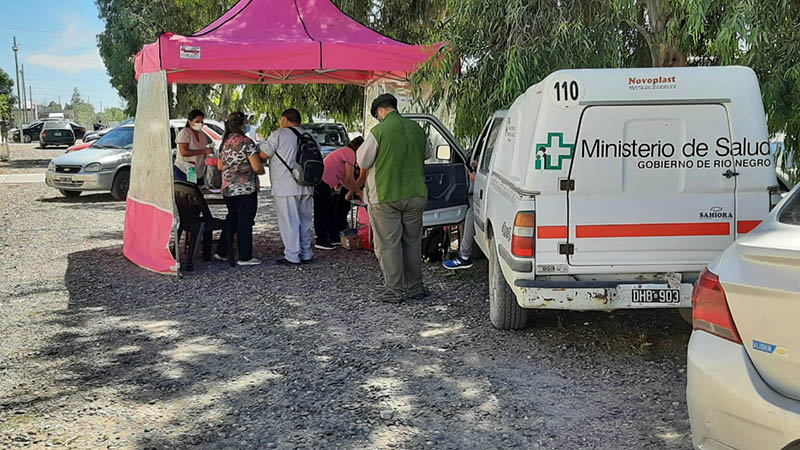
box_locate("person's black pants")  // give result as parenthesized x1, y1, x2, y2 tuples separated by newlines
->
(313, 183, 351, 245)
(218, 192, 258, 261)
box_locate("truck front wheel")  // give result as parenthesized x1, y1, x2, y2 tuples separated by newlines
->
(488, 238, 528, 330)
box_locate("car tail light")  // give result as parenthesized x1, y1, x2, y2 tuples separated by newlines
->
(511, 212, 535, 257)
(692, 269, 741, 344)
(41, 130, 47, 137)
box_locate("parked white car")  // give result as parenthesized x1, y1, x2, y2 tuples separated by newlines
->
(686, 183, 800, 450)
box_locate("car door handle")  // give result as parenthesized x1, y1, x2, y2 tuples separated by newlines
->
(722, 169, 740, 179)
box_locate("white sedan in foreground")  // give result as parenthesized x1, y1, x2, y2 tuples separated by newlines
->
(687, 187, 800, 449)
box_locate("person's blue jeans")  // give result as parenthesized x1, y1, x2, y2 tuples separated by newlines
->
(173, 165, 204, 185)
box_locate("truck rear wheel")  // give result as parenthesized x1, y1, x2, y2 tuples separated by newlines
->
(488, 237, 528, 330)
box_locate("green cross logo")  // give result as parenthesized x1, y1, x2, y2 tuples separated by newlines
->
(535, 132, 575, 170)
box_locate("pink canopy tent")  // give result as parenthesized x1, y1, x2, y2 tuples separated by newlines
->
(134, 0, 441, 85)
(124, 0, 442, 275)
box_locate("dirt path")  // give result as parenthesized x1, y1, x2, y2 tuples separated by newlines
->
(0, 183, 692, 449)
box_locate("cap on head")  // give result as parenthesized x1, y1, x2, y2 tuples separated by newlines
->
(370, 93, 398, 119)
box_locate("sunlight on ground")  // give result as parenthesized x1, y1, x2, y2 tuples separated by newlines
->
(655, 425, 686, 442)
(419, 323, 463, 338)
(162, 336, 229, 362)
(126, 319, 181, 339)
(280, 318, 320, 330)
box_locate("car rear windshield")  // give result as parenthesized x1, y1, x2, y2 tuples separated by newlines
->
(93, 127, 134, 149)
(779, 191, 800, 226)
(43, 121, 70, 129)
(305, 124, 348, 147)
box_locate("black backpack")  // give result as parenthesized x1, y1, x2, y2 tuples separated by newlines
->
(274, 127, 325, 186)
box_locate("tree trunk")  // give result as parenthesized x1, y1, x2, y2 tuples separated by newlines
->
(210, 84, 235, 118)
(645, 0, 687, 67)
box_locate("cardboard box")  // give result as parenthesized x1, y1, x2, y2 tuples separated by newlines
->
(340, 229, 363, 250)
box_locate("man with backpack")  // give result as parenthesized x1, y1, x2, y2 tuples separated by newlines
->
(259, 108, 323, 266)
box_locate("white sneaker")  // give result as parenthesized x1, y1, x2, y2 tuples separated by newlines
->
(213, 253, 226, 261)
(237, 258, 261, 266)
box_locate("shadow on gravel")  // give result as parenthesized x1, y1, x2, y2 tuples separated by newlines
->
(32, 241, 693, 449)
(2, 159, 52, 169)
(37, 194, 126, 213)
(39, 193, 118, 204)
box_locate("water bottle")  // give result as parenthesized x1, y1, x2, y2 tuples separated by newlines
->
(187, 163, 197, 184)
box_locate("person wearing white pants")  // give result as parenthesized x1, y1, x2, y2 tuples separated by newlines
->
(259, 108, 314, 265)
(273, 194, 314, 263)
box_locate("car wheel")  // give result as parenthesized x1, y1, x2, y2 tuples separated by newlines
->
(488, 236, 528, 330)
(59, 190, 81, 198)
(111, 169, 130, 201)
(23, 134, 31, 143)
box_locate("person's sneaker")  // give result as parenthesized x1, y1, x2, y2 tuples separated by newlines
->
(407, 286, 430, 301)
(443, 255, 473, 270)
(372, 288, 404, 304)
(275, 258, 301, 266)
(315, 242, 336, 250)
(331, 241, 342, 247)
(213, 253, 227, 261)
(237, 258, 261, 266)
(301, 258, 313, 265)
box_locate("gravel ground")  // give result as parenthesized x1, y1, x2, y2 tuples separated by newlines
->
(1, 176, 693, 449)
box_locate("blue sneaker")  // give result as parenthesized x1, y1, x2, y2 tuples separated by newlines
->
(443, 255, 473, 270)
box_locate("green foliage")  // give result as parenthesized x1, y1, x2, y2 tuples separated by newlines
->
(0, 68, 16, 122)
(744, 0, 800, 181)
(74, 103, 96, 128)
(95, 0, 237, 116)
(95, 0, 800, 167)
(97, 107, 128, 125)
(70, 87, 83, 107)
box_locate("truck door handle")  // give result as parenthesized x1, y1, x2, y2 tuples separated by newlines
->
(479, 190, 483, 200)
(722, 169, 740, 179)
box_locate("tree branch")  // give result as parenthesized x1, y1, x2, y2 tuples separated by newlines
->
(625, 18, 653, 48)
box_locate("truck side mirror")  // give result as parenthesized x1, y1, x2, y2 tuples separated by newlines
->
(436, 144, 451, 161)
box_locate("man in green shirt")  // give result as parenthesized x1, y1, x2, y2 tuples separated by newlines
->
(357, 94, 429, 303)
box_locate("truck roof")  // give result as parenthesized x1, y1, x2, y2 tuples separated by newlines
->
(526, 66, 761, 106)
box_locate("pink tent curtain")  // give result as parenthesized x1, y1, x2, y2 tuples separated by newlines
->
(135, 0, 443, 85)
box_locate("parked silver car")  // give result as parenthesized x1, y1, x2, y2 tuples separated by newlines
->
(45, 120, 221, 200)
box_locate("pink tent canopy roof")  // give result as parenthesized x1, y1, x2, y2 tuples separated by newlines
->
(135, 0, 443, 86)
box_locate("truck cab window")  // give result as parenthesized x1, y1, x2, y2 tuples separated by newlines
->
(479, 118, 504, 173)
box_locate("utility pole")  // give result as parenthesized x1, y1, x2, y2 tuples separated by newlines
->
(29, 85, 34, 119)
(20, 65, 27, 123)
(12, 37, 21, 124)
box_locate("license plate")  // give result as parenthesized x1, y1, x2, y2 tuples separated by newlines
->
(631, 288, 680, 304)
(54, 132, 62, 136)
(56, 176, 72, 182)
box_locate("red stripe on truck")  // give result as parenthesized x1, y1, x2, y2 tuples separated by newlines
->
(537, 226, 568, 239)
(737, 220, 761, 234)
(576, 222, 730, 238)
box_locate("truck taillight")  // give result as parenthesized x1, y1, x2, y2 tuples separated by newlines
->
(692, 269, 741, 344)
(511, 212, 535, 257)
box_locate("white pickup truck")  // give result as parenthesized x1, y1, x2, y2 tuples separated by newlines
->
(408, 66, 781, 329)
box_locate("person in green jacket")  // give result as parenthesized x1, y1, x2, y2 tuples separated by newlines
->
(357, 93, 430, 303)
